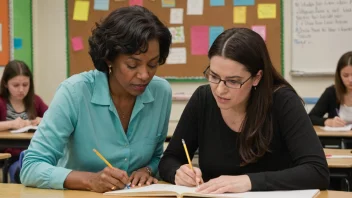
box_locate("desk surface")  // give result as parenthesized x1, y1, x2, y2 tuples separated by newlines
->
(314, 126, 352, 137)
(0, 153, 11, 160)
(0, 131, 33, 140)
(324, 149, 352, 168)
(0, 184, 351, 198)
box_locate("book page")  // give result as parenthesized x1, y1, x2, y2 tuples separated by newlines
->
(320, 124, 352, 131)
(10, 125, 38, 133)
(104, 184, 196, 196)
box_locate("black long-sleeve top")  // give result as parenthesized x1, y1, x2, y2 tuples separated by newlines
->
(309, 85, 339, 126)
(159, 85, 329, 191)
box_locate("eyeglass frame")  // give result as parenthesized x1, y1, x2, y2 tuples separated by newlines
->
(203, 66, 252, 89)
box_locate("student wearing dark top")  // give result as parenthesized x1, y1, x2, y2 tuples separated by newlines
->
(159, 28, 329, 193)
(309, 51, 352, 127)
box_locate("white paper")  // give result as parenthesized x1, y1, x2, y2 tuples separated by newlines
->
(10, 125, 38, 133)
(166, 47, 186, 64)
(168, 26, 185, 43)
(105, 184, 319, 198)
(170, 8, 183, 24)
(0, 23, 2, 52)
(320, 124, 352, 132)
(187, 0, 203, 15)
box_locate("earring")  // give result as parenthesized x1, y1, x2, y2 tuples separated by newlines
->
(108, 65, 112, 74)
(254, 86, 257, 90)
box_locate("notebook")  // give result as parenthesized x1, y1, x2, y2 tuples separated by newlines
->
(10, 125, 38, 133)
(320, 124, 352, 131)
(104, 184, 320, 198)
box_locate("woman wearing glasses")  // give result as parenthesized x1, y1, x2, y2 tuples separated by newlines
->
(159, 28, 329, 193)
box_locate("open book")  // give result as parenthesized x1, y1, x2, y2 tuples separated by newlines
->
(10, 125, 38, 133)
(320, 124, 352, 131)
(104, 184, 319, 198)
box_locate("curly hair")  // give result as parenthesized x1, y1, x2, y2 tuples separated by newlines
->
(88, 6, 172, 72)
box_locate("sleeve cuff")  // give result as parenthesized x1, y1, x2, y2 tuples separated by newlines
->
(247, 172, 267, 191)
(49, 167, 73, 189)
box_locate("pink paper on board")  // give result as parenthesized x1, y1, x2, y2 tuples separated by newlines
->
(71, 37, 84, 51)
(191, 26, 209, 55)
(129, 0, 143, 6)
(251, 25, 266, 41)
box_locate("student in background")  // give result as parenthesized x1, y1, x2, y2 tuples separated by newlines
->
(309, 51, 352, 127)
(21, 6, 172, 193)
(159, 28, 329, 193)
(0, 60, 48, 182)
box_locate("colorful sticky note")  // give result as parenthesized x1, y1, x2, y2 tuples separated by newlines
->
(129, 0, 143, 6)
(191, 26, 209, 55)
(209, 26, 224, 47)
(233, 6, 246, 24)
(169, 26, 185, 43)
(162, 0, 175, 7)
(210, 0, 225, 6)
(71, 37, 84, 51)
(187, 0, 203, 15)
(258, 4, 276, 19)
(14, 38, 22, 49)
(252, 25, 266, 41)
(94, 0, 109, 11)
(166, 47, 187, 64)
(170, 8, 183, 24)
(73, 1, 90, 21)
(233, 0, 254, 6)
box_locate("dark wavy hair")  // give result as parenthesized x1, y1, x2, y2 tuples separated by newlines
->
(88, 6, 172, 72)
(0, 60, 36, 119)
(209, 28, 297, 165)
(335, 51, 352, 104)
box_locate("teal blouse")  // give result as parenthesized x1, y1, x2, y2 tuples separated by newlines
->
(20, 70, 172, 189)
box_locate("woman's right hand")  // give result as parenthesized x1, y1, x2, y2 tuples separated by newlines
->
(87, 167, 130, 193)
(175, 164, 204, 187)
(11, 117, 31, 129)
(324, 116, 346, 127)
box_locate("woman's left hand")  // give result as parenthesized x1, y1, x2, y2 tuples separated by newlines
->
(196, 175, 251, 194)
(31, 117, 42, 126)
(129, 167, 158, 187)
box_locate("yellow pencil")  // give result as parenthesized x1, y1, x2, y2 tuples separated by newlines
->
(93, 148, 130, 189)
(93, 149, 113, 168)
(181, 139, 199, 187)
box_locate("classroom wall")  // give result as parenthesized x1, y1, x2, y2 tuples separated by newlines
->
(29, 0, 334, 129)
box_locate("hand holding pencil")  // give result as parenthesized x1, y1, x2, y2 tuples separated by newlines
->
(88, 149, 130, 193)
(174, 139, 204, 187)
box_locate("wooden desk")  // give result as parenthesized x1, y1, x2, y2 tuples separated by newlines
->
(0, 184, 351, 198)
(314, 126, 352, 149)
(0, 153, 11, 160)
(0, 131, 33, 150)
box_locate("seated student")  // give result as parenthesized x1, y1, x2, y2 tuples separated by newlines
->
(159, 28, 329, 193)
(20, 6, 172, 193)
(0, 60, 48, 183)
(309, 51, 352, 127)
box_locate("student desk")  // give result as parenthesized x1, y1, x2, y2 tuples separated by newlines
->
(314, 126, 352, 149)
(0, 131, 33, 150)
(324, 149, 352, 191)
(0, 153, 11, 183)
(0, 184, 351, 198)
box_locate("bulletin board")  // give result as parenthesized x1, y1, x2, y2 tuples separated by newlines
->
(67, 0, 283, 79)
(0, 0, 10, 66)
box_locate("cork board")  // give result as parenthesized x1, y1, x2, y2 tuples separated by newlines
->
(67, 0, 282, 79)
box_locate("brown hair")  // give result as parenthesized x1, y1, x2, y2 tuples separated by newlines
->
(335, 51, 352, 104)
(208, 28, 297, 165)
(0, 60, 36, 119)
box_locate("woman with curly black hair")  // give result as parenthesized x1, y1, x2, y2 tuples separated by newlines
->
(20, 6, 172, 193)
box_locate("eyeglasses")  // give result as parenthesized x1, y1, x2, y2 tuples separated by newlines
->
(203, 66, 252, 89)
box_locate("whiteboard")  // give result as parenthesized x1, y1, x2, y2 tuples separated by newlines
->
(291, 0, 352, 75)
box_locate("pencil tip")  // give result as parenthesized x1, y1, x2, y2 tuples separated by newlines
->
(182, 139, 185, 144)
